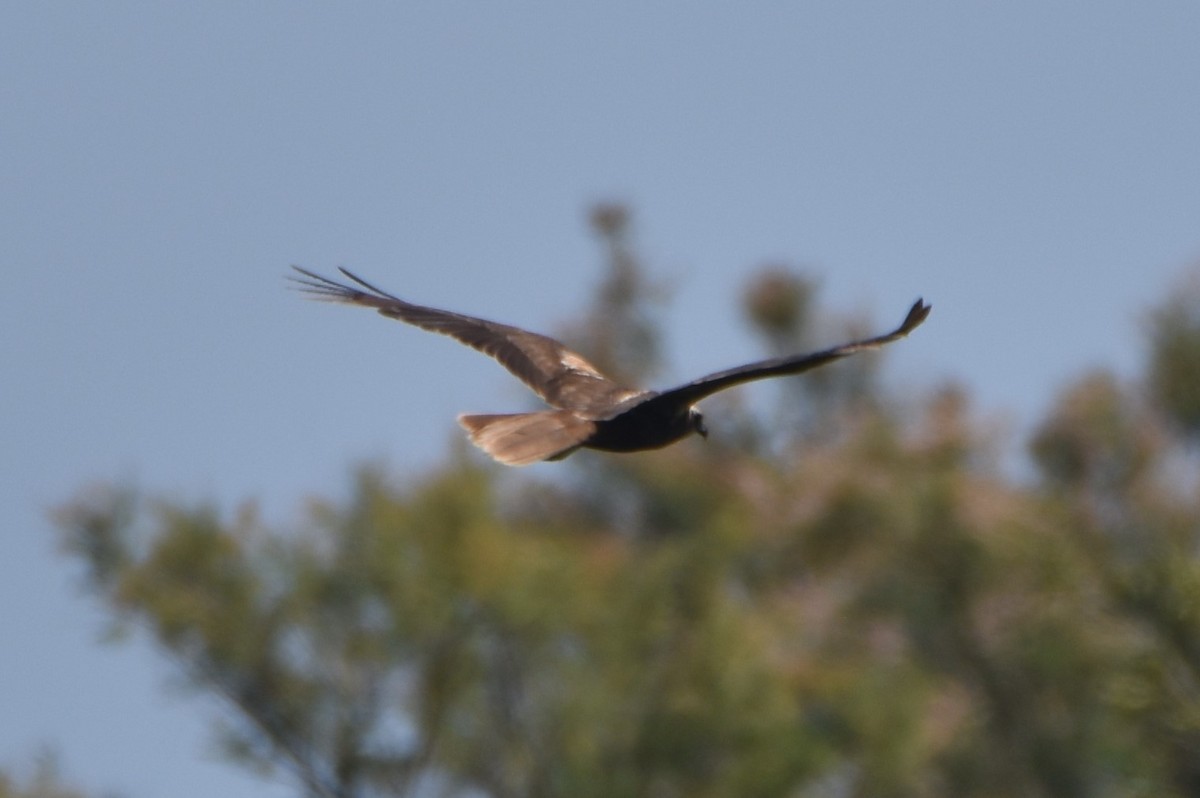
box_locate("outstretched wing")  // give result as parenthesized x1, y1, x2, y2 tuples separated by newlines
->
(289, 267, 647, 416)
(642, 298, 932, 410)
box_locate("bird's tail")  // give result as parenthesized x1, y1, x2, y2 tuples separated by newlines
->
(457, 411, 596, 466)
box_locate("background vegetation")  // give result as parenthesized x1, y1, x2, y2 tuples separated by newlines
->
(40, 207, 1200, 797)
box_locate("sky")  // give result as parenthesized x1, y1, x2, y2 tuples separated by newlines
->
(3, 4, 1199, 796)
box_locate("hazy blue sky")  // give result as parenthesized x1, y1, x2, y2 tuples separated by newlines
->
(3, 4, 1199, 796)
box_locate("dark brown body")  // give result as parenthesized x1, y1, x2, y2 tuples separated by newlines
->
(583, 399, 699, 453)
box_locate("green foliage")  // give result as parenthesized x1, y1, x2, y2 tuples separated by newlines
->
(561, 204, 666, 387)
(1030, 372, 1159, 495)
(52, 216, 1200, 797)
(742, 266, 815, 350)
(740, 265, 892, 447)
(1147, 272, 1200, 441)
(0, 753, 107, 798)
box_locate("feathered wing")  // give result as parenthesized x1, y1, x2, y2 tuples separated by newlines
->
(290, 267, 647, 417)
(641, 298, 932, 410)
(457, 411, 596, 466)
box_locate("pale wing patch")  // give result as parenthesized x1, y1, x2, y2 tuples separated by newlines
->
(611, 388, 648, 404)
(559, 352, 607, 378)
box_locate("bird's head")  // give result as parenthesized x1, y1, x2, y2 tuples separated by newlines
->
(689, 406, 708, 439)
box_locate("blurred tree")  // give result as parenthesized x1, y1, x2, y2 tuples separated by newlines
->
(560, 203, 666, 387)
(53, 210, 1200, 797)
(1147, 269, 1200, 442)
(1031, 364, 1200, 796)
(742, 264, 815, 350)
(0, 752, 104, 798)
(741, 266, 891, 450)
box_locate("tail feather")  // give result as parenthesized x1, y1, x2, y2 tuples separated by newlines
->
(457, 411, 596, 466)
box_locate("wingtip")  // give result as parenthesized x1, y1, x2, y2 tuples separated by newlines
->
(900, 297, 932, 335)
(285, 265, 366, 304)
(287, 265, 314, 282)
(337, 267, 400, 301)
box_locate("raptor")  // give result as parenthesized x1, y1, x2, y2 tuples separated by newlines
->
(291, 267, 931, 466)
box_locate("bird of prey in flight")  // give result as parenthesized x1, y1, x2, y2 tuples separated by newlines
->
(290, 267, 931, 466)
